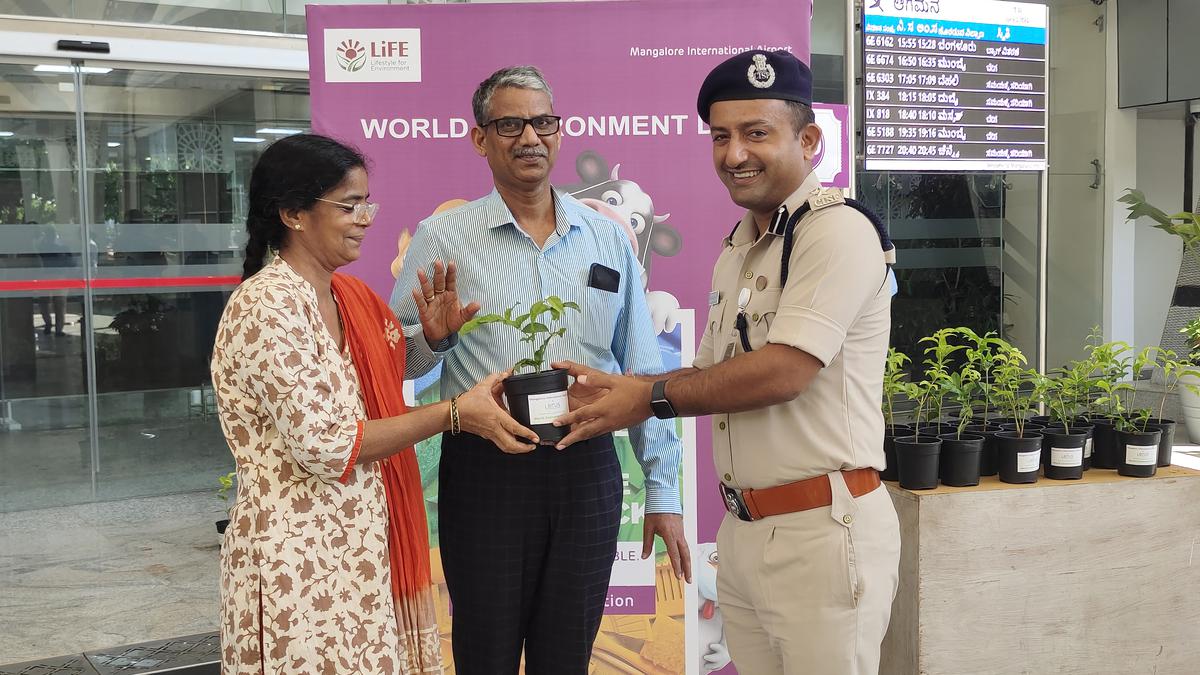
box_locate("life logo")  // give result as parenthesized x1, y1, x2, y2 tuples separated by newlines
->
(324, 29, 422, 83)
(336, 39, 366, 72)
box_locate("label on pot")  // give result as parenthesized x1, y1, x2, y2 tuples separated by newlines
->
(1050, 447, 1082, 468)
(1084, 438, 1093, 459)
(526, 390, 569, 425)
(1125, 444, 1158, 466)
(1017, 450, 1040, 473)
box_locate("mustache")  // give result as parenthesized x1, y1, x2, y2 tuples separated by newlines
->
(513, 147, 548, 159)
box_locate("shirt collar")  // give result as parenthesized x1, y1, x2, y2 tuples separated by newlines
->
(483, 188, 576, 238)
(727, 171, 824, 247)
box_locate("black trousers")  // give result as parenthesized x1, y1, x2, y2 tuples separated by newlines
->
(438, 432, 622, 675)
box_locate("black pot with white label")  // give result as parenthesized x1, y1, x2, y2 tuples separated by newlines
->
(1040, 427, 1086, 480)
(996, 431, 1043, 484)
(1145, 418, 1176, 467)
(1116, 428, 1162, 478)
(503, 368, 570, 445)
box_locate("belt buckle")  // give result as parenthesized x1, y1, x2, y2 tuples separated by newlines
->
(719, 483, 753, 522)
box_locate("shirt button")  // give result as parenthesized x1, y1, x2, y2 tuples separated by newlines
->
(843, 514, 853, 525)
(724, 473, 732, 481)
(751, 313, 760, 321)
(718, 422, 726, 430)
(744, 271, 753, 280)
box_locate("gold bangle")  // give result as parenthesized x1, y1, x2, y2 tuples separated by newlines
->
(449, 396, 461, 436)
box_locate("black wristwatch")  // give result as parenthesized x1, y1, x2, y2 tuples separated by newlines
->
(650, 379, 678, 420)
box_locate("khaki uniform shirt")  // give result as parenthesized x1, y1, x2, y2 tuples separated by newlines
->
(694, 172, 894, 490)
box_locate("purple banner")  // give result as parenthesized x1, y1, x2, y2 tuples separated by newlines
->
(309, 2, 814, 671)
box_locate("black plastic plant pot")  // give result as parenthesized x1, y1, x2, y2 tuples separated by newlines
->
(936, 433, 983, 487)
(1145, 418, 1176, 468)
(503, 368, 569, 445)
(964, 423, 1003, 477)
(1069, 422, 1096, 471)
(1090, 418, 1119, 469)
(1040, 428, 1087, 480)
(895, 435, 941, 490)
(216, 519, 230, 535)
(996, 431, 1043, 484)
(1117, 429, 1162, 478)
(1029, 415, 1053, 426)
(882, 424, 912, 482)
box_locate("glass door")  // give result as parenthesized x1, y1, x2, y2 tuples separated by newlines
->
(0, 61, 95, 511)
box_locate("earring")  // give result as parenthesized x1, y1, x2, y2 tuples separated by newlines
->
(293, 224, 303, 231)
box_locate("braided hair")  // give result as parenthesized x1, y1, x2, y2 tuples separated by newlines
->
(242, 134, 367, 280)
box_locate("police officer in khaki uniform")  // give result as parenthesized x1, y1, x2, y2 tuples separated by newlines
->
(552, 50, 901, 674)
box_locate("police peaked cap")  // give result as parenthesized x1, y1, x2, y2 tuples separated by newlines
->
(697, 50, 813, 123)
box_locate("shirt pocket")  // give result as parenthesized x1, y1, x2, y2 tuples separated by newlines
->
(742, 288, 782, 352)
(582, 285, 621, 352)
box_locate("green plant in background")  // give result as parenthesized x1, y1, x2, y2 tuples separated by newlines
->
(959, 327, 1003, 423)
(217, 471, 235, 502)
(459, 295, 580, 373)
(1120, 346, 1157, 428)
(1120, 188, 1200, 267)
(1181, 317, 1200, 363)
(991, 342, 1049, 437)
(901, 377, 937, 438)
(941, 363, 980, 439)
(883, 347, 911, 428)
(919, 328, 965, 423)
(1084, 335, 1132, 419)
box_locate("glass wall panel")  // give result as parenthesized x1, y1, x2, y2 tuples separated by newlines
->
(857, 171, 1041, 366)
(0, 63, 93, 511)
(79, 67, 309, 502)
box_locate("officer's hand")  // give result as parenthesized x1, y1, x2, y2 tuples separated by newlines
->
(553, 360, 610, 410)
(644, 513, 692, 583)
(550, 368, 653, 449)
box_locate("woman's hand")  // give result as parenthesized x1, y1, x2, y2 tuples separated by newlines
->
(411, 260, 480, 344)
(455, 371, 539, 454)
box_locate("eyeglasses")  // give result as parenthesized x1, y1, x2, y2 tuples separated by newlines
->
(315, 197, 379, 224)
(482, 115, 562, 138)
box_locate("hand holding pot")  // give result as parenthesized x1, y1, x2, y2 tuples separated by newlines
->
(455, 371, 539, 454)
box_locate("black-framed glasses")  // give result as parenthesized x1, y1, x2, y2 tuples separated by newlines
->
(315, 197, 379, 224)
(482, 115, 562, 137)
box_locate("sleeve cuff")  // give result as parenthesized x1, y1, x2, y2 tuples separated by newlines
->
(404, 323, 458, 361)
(645, 484, 682, 515)
(768, 305, 847, 367)
(338, 420, 365, 485)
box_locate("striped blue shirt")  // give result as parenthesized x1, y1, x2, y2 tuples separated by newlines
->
(390, 188, 682, 514)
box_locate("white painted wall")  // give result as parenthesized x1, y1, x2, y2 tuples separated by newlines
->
(1132, 116, 1186, 351)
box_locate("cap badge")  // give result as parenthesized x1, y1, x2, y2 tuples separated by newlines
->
(748, 53, 776, 89)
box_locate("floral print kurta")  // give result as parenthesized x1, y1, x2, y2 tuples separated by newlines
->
(212, 257, 432, 674)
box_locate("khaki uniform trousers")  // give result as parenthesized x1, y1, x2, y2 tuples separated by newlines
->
(716, 471, 901, 675)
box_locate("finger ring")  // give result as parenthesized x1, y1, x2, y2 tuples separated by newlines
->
(434, 290, 445, 295)
(424, 295, 435, 302)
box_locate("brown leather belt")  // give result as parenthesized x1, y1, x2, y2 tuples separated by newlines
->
(719, 468, 881, 522)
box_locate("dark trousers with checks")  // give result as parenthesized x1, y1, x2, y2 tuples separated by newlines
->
(438, 432, 622, 675)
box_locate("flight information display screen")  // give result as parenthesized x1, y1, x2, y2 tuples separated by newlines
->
(862, 0, 1048, 171)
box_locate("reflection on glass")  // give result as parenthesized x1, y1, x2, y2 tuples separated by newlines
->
(0, 63, 92, 512)
(0, 63, 311, 511)
(858, 171, 1038, 367)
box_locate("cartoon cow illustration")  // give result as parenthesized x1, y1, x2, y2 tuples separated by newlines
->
(695, 541, 731, 672)
(564, 151, 686, 335)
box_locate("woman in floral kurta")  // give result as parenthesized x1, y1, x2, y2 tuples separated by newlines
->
(211, 134, 537, 674)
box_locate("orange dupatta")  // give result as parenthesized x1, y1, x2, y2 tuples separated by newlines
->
(332, 273, 439, 670)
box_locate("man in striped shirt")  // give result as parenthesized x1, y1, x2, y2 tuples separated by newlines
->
(390, 65, 689, 675)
